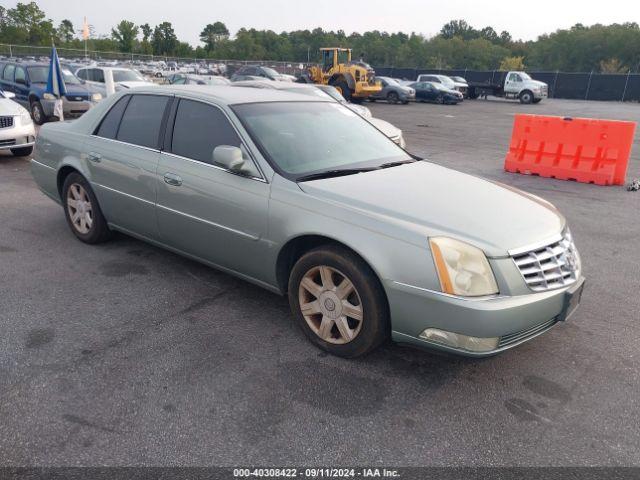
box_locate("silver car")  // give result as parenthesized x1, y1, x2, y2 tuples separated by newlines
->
(30, 86, 585, 358)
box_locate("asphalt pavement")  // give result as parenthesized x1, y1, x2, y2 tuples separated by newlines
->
(0, 98, 639, 466)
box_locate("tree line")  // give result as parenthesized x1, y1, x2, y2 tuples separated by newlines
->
(1, 2, 640, 73)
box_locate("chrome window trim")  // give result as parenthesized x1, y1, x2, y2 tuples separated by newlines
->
(89, 134, 161, 154)
(168, 96, 267, 182)
(160, 150, 267, 184)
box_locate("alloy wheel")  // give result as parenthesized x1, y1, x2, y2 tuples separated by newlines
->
(66, 183, 93, 234)
(298, 265, 363, 344)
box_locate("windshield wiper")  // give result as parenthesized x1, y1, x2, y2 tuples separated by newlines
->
(296, 167, 379, 182)
(379, 159, 416, 169)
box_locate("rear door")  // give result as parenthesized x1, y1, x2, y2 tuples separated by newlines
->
(84, 94, 171, 240)
(156, 97, 270, 282)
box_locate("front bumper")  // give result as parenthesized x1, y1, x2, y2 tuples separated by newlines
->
(386, 276, 585, 357)
(0, 120, 36, 150)
(41, 98, 92, 118)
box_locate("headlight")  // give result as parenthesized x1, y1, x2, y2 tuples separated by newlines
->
(92, 93, 103, 102)
(19, 110, 32, 125)
(429, 237, 499, 297)
(43, 93, 55, 100)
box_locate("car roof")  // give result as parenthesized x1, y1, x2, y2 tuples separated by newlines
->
(125, 84, 333, 105)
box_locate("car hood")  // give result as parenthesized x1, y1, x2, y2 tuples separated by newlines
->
(0, 97, 27, 115)
(298, 161, 564, 257)
(529, 80, 547, 88)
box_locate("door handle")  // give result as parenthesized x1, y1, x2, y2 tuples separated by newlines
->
(163, 172, 182, 186)
(87, 152, 102, 163)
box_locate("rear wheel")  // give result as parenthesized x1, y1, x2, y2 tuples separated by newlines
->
(519, 90, 534, 104)
(11, 146, 33, 157)
(30, 100, 46, 125)
(436, 94, 444, 104)
(288, 245, 389, 358)
(468, 88, 479, 100)
(62, 172, 112, 244)
(387, 91, 399, 104)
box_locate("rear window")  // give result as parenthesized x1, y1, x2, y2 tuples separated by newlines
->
(2, 64, 15, 81)
(116, 95, 170, 149)
(95, 96, 131, 139)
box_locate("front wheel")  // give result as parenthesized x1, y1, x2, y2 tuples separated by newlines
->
(332, 80, 352, 102)
(30, 100, 46, 125)
(288, 245, 389, 358)
(519, 90, 534, 104)
(62, 172, 112, 244)
(532, 98, 542, 104)
(387, 91, 399, 104)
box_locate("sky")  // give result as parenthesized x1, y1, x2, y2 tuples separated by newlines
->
(6, 0, 640, 46)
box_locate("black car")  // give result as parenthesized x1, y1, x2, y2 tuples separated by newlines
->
(230, 65, 283, 82)
(409, 81, 463, 105)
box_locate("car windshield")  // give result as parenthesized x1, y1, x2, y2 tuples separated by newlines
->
(439, 76, 456, 89)
(233, 102, 410, 178)
(382, 77, 400, 86)
(112, 69, 145, 82)
(262, 67, 280, 78)
(27, 66, 81, 84)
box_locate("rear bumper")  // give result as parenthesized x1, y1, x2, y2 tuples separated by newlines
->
(386, 276, 585, 357)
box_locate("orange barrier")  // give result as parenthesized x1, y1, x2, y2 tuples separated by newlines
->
(504, 114, 636, 186)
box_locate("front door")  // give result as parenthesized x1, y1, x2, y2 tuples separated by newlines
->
(505, 73, 522, 94)
(84, 93, 171, 240)
(156, 98, 270, 282)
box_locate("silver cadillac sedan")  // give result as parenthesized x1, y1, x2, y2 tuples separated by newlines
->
(30, 86, 585, 358)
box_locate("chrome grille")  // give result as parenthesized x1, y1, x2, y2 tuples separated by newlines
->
(0, 116, 14, 129)
(498, 318, 557, 348)
(512, 231, 580, 292)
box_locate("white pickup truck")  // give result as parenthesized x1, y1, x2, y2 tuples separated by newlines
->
(467, 71, 548, 104)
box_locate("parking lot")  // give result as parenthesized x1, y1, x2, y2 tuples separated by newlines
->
(1, 98, 639, 466)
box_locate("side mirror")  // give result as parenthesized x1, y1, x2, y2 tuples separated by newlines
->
(4, 91, 16, 99)
(212, 145, 259, 177)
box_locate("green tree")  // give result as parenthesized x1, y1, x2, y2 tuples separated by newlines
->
(57, 19, 74, 43)
(152, 22, 178, 55)
(500, 56, 526, 71)
(200, 21, 229, 51)
(111, 20, 138, 53)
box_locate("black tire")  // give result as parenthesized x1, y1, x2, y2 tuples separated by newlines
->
(519, 90, 534, 104)
(387, 91, 399, 104)
(532, 98, 542, 104)
(288, 245, 390, 358)
(30, 100, 46, 125)
(332, 80, 352, 102)
(468, 88, 479, 100)
(436, 94, 444, 104)
(11, 146, 33, 157)
(62, 172, 112, 244)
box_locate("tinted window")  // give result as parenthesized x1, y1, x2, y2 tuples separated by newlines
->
(3, 64, 15, 82)
(92, 69, 105, 83)
(14, 66, 26, 84)
(77, 69, 88, 80)
(171, 99, 241, 166)
(95, 96, 131, 139)
(117, 95, 169, 148)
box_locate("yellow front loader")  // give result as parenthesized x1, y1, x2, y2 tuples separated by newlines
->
(300, 48, 381, 102)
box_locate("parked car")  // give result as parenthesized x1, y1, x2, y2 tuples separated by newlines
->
(231, 65, 291, 82)
(416, 74, 458, 92)
(369, 76, 415, 104)
(31, 85, 584, 358)
(450, 76, 469, 97)
(232, 81, 406, 147)
(410, 81, 463, 104)
(0, 89, 35, 156)
(75, 66, 155, 90)
(0, 61, 102, 124)
(166, 73, 230, 85)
